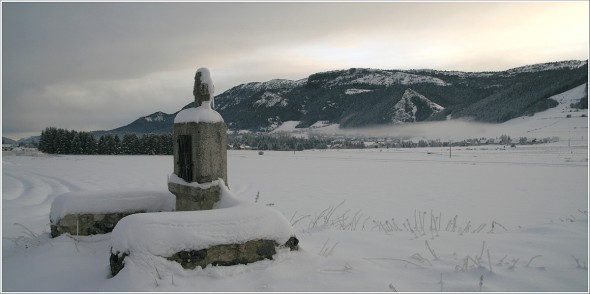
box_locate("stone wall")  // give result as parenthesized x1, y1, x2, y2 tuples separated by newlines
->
(51, 211, 146, 238)
(110, 237, 299, 276)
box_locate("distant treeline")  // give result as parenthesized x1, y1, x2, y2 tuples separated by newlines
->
(38, 127, 172, 155)
(37, 127, 565, 155)
(228, 133, 332, 150)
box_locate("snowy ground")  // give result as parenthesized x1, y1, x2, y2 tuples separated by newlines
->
(2, 143, 588, 292)
(2, 84, 588, 292)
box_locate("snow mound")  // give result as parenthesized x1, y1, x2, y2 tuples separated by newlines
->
(50, 189, 175, 224)
(111, 184, 295, 257)
(174, 105, 224, 124)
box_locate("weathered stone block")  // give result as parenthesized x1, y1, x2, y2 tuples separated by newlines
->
(168, 181, 220, 211)
(109, 237, 299, 276)
(50, 210, 146, 238)
(50, 189, 175, 238)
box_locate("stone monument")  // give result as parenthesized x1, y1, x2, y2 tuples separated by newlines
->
(168, 68, 228, 211)
(109, 68, 299, 277)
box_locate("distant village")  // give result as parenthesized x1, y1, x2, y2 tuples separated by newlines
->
(4, 131, 562, 154)
(226, 132, 561, 151)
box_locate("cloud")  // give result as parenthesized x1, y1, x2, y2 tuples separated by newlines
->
(2, 70, 196, 134)
(2, 1, 588, 138)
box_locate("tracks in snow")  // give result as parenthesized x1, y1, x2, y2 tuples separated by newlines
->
(3, 170, 83, 206)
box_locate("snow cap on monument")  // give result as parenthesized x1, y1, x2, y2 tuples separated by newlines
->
(174, 67, 223, 124)
(194, 67, 215, 109)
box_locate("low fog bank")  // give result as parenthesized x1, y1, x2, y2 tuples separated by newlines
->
(313, 120, 498, 141)
(310, 111, 588, 144)
(310, 83, 589, 144)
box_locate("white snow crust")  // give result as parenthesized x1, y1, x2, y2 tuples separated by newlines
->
(144, 111, 165, 122)
(324, 69, 450, 87)
(505, 60, 587, 75)
(2, 140, 588, 291)
(111, 177, 294, 256)
(174, 105, 224, 124)
(49, 189, 175, 224)
(167, 173, 222, 189)
(110, 204, 295, 257)
(345, 88, 373, 95)
(238, 78, 307, 92)
(415, 60, 587, 78)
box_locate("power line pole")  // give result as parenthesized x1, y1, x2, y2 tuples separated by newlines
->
(449, 140, 452, 158)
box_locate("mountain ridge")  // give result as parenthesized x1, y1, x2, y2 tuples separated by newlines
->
(94, 59, 588, 137)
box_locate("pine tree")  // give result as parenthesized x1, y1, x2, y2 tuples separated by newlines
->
(113, 135, 121, 155)
(70, 133, 82, 154)
(121, 134, 139, 154)
(38, 129, 48, 153)
(97, 136, 108, 154)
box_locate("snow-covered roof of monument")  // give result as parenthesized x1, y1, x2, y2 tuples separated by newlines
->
(174, 103, 224, 124)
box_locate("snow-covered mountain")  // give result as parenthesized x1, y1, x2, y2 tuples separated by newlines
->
(253, 92, 289, 108)
(94, 110, 177, 138)
(96, 60, 587, 136)
(391, 89, 444, 124)
(504, 60, 587, 76)
(218, 79, 306, 111)
(2, 136, 17, 144)
(143, 111, 167, 122)
(310, 68, 450, 88)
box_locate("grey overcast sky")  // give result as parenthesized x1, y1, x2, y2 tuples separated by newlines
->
(2, 1, 589, 140)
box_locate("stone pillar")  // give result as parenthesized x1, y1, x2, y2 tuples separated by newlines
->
(172, 122, 227, 184)
(168, 68, 228, 211)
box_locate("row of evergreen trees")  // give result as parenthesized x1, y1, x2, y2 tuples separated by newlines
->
(38, 127, 172, 155)
(37, 127, 562, 155)
(228, 133, 332, 150)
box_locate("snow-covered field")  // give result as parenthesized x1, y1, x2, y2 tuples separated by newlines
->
(2, 143, 588, 292)
(2, 84, 588, 292)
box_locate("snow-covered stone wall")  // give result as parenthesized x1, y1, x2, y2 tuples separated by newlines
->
(50, 190, 175, 237)
(109, 186, 299, 276)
